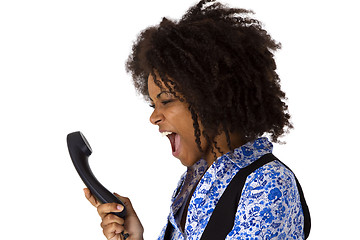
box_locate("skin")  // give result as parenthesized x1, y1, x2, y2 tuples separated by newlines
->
(85, 73, 244, 239)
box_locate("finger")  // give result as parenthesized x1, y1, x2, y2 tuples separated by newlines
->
(114, 193, 139, 219)
(101, 212, 125, 228)
(113, 193, 133, 212)
(83, 188, 100, 208)
(97, 202, 125, 219)
(103, 222, 125, 240)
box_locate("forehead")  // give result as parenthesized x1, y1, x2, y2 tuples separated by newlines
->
(147, 73, 183, 101)
(147, 74, 169, 99)
(147, 74, 162, 92)
(147, 73, 172, 92)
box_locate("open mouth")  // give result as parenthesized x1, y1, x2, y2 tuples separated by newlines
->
(162, 131, 180, 156)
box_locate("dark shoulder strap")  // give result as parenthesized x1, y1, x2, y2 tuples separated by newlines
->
(200, 153, 311, 240)
(163, 220, 172, 240)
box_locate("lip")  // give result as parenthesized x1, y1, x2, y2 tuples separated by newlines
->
(159, 129, 176, 134)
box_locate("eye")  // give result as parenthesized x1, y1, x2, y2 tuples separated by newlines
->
(149, 99, 174, 109)
(161, 100, 173, 105)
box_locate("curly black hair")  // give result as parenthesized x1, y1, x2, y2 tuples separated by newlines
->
(126, 0, 293, 153)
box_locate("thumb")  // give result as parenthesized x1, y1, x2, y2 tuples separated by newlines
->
(114, 193, 136, 216)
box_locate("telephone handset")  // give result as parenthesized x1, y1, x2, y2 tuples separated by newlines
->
(66, 131, 127, 218)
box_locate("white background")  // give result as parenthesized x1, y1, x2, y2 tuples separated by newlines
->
(0, 0, 359, 239)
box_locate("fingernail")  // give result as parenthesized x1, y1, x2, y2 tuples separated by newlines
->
(117, 205, 123, 211)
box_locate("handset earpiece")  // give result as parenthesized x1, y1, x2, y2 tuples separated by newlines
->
(67, 131, 126, 218)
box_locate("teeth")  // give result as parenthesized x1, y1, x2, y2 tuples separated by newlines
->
(161, 131, 173, 137)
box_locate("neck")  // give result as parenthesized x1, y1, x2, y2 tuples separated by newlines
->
(204, 131, 245, 167)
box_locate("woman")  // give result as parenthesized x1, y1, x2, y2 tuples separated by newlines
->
(84, 0, 310, 239)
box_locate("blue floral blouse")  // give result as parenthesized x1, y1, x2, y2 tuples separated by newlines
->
(157, 137, 305, 239)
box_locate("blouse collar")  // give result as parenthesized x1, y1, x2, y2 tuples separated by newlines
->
(172, 137, 273, 210)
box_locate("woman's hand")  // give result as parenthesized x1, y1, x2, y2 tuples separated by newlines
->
(84, 188, 144, 240)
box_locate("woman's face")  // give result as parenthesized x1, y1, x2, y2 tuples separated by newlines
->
(147, 74, 205, 167)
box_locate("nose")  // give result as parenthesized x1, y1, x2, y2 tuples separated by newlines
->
(149, 108, 164, 125)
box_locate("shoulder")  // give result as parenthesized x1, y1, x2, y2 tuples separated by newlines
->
(241, 159, 300, 210)
(248, 160, 296, 192)
(231, 160, 304, 239)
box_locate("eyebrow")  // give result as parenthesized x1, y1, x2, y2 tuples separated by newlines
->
(157, 91, 172, 98)
(150, 91, 172, 102)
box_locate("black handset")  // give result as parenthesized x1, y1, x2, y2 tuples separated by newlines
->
(67, 131, 127, 218)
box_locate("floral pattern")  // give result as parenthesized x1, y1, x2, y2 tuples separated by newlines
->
(157, 137, 304, 239)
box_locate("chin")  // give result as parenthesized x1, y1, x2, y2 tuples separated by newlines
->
(178, 157, 198, 167)
(178, 158, 189, 167)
